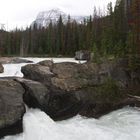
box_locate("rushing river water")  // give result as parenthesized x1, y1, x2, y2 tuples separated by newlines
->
(0, 58, 140, 140)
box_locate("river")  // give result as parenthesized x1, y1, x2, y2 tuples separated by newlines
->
(0, 58, 140, 140)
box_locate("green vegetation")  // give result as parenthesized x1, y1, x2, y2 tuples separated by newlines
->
(85, 78, 124, 102)
(95, 78, 122, 102)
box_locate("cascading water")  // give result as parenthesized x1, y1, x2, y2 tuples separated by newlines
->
(2, 107, 140, 140)
(0, 58, 140, 140)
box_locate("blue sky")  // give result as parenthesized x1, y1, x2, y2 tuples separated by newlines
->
(0, 0, 116, 30)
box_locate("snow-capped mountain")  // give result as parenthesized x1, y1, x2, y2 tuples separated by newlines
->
(31, 8, 86, 28)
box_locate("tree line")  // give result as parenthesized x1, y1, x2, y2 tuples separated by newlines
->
(0, 0, 139, 59)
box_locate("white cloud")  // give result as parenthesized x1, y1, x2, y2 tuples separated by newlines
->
(0, 0, 116, 30)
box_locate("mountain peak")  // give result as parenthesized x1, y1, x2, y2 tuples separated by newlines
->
(31, 8, 86, 28)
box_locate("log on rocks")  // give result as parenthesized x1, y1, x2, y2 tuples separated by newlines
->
(127, 94, 140, 102)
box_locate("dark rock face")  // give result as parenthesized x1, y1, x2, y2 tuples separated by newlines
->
(75, 85, 140, 118)
(0, 79, 25, 139)
(15, 78, 50, 107)
(45, 89, 83, 121)
(0, 63, 4, 73)
(75, 50, 91, 60)
(21, 58, 140, 120)
(15, 78, 82, 121)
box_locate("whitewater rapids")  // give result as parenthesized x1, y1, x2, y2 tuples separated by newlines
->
(0, 58, 140, 140)
(2, 107, 140, 140)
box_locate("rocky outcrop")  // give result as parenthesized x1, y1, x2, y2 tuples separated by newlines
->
(38, 60, 53, 68)
(10, 58, 33, 64)
(51, 62, 100, 91)
(0, 57, 33, 64)
(21, 64, 54, 87)
(15, 78, 50, 107)
(75, 50, 91, 60)
(22, 62, 100, 90)
(0, 79, 25, 139)
(75, 82, 140, 118)
(0, 63, 4, 73)
(21, 59, 140, 119)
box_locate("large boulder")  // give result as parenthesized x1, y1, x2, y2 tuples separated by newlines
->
(21, 64, 54, 87)
(51, 62, 100, 91)
(22, 62, 100, 91)
(0, 63, 4, 73)
(15, 78, 82, 121)
(0, 79, 25, 139)
(15, 78, 50, 107)
(37, 60, 53, 70)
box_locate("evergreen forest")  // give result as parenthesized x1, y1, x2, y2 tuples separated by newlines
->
(0, 0, 139, 60)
